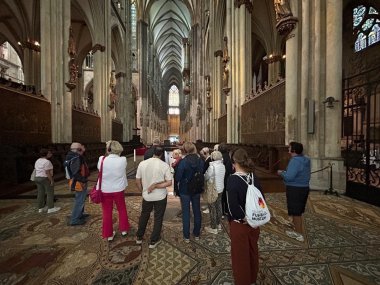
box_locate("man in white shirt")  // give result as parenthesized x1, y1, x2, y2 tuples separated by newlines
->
(135, 147, 172, 249)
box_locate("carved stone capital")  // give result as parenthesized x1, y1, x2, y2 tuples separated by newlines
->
(234, 0, 253, 13)
(91, 44, 106, 53)
(276, 16, 298, 37)
(19, 41, 41, 52)
(263, 54, 283, 64)
(223, 87, 231, 95)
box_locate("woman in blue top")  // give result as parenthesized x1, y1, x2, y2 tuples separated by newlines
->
(277, 142, 310, 242)
(175, 142, 204, 243)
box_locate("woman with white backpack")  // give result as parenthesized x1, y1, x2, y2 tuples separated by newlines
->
(226, 148, 265, 285)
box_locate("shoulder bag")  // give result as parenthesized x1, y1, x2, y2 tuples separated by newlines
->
(89, 156, 106, 204)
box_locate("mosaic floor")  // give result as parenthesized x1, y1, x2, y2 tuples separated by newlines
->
(0, 190, 379, 285)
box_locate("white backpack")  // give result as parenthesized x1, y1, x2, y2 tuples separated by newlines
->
(235, 173, 271, 228)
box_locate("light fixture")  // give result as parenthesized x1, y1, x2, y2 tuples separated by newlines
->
(323, 96, 340, 108)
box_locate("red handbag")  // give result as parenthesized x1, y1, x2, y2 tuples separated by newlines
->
(89, 156, 106, 204)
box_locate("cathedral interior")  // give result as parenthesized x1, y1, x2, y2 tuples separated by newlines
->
(0, 0, 380, 284)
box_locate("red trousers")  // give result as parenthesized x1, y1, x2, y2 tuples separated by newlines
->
(101, 191, 130, 238)
(230, 221, 260, 285)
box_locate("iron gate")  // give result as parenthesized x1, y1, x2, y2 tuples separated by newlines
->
(343, 66, 380, 206)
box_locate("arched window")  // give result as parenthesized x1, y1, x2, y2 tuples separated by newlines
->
(168, 85, 180, 115)
(353, 5, 380, 52)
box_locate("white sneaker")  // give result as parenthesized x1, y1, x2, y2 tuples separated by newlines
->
(108, 231, 116, 242)
(205, 226, 218, 234)
(184, 238, 190, 243)
(47, 207, 61, 214)
(202, 209, 210, 214)
(217, 224, 222, 232)
(38, 206, 48, 213)
(286, 230, 304, 242)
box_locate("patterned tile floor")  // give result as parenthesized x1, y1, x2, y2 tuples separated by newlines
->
(0, 187, 379, 285)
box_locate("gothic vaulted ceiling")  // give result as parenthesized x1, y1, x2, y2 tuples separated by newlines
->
(148, 0, 192, 82)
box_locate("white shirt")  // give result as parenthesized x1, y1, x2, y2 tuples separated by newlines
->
(136, 157, 172, 201)
(97, 155, 128, 193)
(35, 158, 53, 177)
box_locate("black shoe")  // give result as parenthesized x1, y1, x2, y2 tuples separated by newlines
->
(70, 219, 86, 226)
(81, 213, 90, 218)
(148, 239, 162, 249)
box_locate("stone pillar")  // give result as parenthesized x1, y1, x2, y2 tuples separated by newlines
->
(213, 54, 222, 141)
(325, 0, 342, 158)
(139, 21, 148, 144)
(40, 0, 71, 143)
(311, 0, 322, 158)
(284, 1, 300, 143)
(226, 0, 233, 143)
(228, 4, 238, 143)
(93, 2, 112, 142)
(23, 48, 41, 91)
(300, 0, 310, 145)
(237, 6, 247, 143)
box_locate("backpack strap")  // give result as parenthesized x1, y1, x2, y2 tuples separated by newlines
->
(233, 172, 253, 185)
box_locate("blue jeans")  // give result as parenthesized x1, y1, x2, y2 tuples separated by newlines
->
(71, 186, 87, 224)
(180, 193, 201, 239)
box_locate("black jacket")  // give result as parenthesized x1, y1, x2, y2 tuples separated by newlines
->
(65, 151, 88, 184)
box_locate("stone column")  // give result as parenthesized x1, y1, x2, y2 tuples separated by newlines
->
(139, 21, 148, 143)
(300, 0, 310, 144)
(40, 0, 71, 143)
(325, 0, 342, 158)
(284, 1, 300, 143)
(23, 48, 41, 91)
(93, 2, 112, 141)
(213, 54, 222, 141)
(226, 0, 233, 143)
(311, 0, 322, 157)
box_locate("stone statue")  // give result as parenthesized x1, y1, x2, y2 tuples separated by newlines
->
(222, 36, 229, 62)
(223, 64, 229, 88)
(274, 0, 292, 21)
(68, 26, 76, 57)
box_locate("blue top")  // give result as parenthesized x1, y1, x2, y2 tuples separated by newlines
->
(280, 155, 311, 187)
(175, 154, 204, 195)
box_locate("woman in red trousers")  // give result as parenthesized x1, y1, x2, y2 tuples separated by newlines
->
(97, 140, 130, 241)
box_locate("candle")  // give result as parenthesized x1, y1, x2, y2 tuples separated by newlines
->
(134, 149, 136, 162)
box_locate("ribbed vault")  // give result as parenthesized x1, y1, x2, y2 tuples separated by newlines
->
(148, 0, 191, 86)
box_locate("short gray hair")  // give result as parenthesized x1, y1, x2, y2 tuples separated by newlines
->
(106, 140, 123, 155)
(211, 150, 223, 161)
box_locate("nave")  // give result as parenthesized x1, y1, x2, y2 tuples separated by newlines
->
(1, 176, 379, 285)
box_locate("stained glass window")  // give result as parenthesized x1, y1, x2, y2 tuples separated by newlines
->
(354, 5, 380, 52)
(131, 2, 137, 50)
(168, 85, 180, 115)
